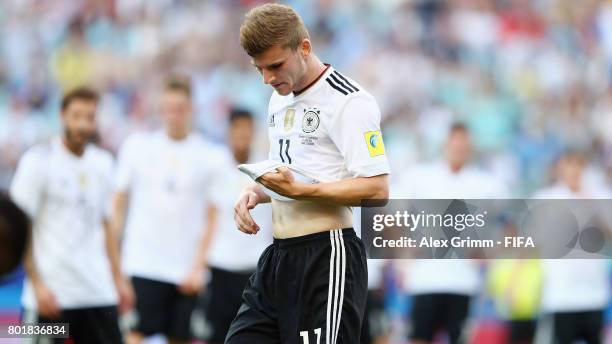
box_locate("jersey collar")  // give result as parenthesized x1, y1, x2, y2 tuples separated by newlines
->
(54, 136, 90, 160)
(292, 63, 332, 98)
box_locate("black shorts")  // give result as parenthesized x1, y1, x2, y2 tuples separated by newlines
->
(24, 305, 122, 344)
(508, 319, 536, 343)
(204, 267, 254, 343)
(552, 310, 603, 344)
(410, 293, 470, 344)
(226, 228, 368, 344)
(131, 276, 197, 340)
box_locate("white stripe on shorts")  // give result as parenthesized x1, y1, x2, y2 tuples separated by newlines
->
(334, 229, 346, 343)
(326, 229, 337, 344)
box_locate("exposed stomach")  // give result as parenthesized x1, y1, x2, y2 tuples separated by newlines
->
(271, 199, 353, 239)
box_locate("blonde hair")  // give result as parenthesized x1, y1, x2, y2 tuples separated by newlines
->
(239, 3, 310, 57)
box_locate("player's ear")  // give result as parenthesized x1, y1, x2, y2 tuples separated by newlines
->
(300, 39, 311, 57)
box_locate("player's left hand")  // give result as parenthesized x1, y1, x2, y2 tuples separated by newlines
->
(115, 276, 135, 314)
(258, 167, 306, 199)
(179, 265, 206, 295)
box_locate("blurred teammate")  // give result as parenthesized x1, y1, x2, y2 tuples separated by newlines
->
(10, 87, 130, 343)
(203, 108, 272, 343)
(396, 123, 507, 344)
(112, 78, 228, 344)
(230, 4, 390, 343)
(352, 207, 391, 344)
(534, 151, 610, 344)
(360, 259, 391, 344)
(488, 258, 542, 344)
(0, 192, 29, 278)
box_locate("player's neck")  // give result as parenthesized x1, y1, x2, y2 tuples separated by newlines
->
(62, 136, 85, 157)
(566, 182, 582, 194)
(293, 57, 326, 95)
(233, 150, 250, 164)
(448, 161, 465, 174)
(165, 128, 190, 141)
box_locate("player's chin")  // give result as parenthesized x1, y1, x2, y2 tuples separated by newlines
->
(273, 83, 291, 95)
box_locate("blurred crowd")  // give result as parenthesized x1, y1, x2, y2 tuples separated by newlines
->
(1, 0, 612, 196)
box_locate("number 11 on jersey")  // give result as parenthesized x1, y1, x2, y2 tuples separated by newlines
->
(279, 139, 292, 164)
(300, 328, 321, 344)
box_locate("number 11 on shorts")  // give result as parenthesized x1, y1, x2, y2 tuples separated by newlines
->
(299, 327, 321, 344)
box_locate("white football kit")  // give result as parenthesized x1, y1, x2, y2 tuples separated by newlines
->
(534, 185, 610, 313)
(115, 130, 229, 284)
(226, 65, 389, 344)
(267, 65, 390, 185)
(10, 137, 117, 309)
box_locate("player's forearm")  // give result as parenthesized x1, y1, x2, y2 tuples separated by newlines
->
(110, 192, 129, 236)
(298, 174, 389, 206)
(104, 220, 124, 282)
(24, 227, 43, 287)
(193, 204, 219, 268)
(108, 192, 129, 282)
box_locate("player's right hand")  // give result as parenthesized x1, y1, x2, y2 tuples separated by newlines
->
(34, 282, 61, 319)
(234, 188, 260, 234)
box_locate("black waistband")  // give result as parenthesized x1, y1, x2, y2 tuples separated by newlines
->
(273, 228, 355, 248)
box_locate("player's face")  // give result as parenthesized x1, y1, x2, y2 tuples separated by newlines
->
(61, 99, 97, 148)
(559, 156, 585, 190)
(229, 117, 254, 154)
(446, 130, 472, 167)
(252, 44, 307, 96)
(161, 90, 192, 132)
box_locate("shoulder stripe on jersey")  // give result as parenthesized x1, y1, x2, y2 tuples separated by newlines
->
(326, 77, 348, 96)
(333, 71, 359, 92)
(328, 73, 355, 95)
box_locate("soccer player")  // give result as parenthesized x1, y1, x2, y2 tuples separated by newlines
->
(10, 87, 130, 343)
(534, 151, 610, 344)
(203, 108, 272, 344)
(112, 77, 228, 344)
(395, 123, 507, 344)
(230, 4, 390, 344)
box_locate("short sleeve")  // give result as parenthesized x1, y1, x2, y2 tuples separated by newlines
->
(203, 146, 234, 206)
(10, 149, 46, 218)
(114, 135, 139, 192)
(328, 95, 391, 178)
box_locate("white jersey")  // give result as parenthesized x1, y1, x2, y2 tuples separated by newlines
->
(10, 137, 117, 309)
(534, 184, 611, 312)
(208, 158, 273, 272)
(115, 130, 229, 284)
(267, 65, 390, 184)
(395, 162, 508, 295)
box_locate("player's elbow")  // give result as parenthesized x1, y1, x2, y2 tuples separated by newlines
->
(367, 175, 389, 200)
(373, 184, 389, 200)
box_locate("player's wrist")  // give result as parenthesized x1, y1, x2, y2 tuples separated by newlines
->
(250, 185, 269, 203)
(112, 272, 128, 284)
(190, 254, 208, 272)
(31, 276, 46, 292)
